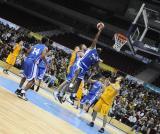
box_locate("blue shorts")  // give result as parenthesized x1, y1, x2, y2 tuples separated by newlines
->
(37, 67, 46, 80)
(66, 64, 78, 82)
(78, 63, 88, 80)
(80, 93, 97, 105)
(23, 58, 38, 81)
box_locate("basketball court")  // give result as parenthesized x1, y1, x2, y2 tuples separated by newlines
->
(0, 67, 125, 134)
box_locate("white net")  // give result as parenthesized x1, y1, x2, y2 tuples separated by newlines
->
(113, 33, 128, 52)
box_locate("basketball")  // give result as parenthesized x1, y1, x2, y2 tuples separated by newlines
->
(97, 22, 104, 30)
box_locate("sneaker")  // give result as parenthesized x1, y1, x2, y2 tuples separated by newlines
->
(35, 86, 40, 92)
(67, 97, 74, 105)
(69, 83, 74, 88)
(77, 110, 85, 117)
(53, 92, 59, 101)
(18, 93, 28, 101)
(15, 89, 22, 95)
(3, 69, 8, 74)
(30, 85, 35, 90)
(98, 128, 105, 133)
(57, 96, 63, 103)
(88, 122, 94, 127)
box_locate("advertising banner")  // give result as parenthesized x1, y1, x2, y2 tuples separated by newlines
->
(0, 18, 20, 30)
(144, 83, 160, 94)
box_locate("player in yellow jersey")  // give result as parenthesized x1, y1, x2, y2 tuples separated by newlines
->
(67, 46, 80, 73)
(88, 76, 123, 133)
(3, 38, 23, 74)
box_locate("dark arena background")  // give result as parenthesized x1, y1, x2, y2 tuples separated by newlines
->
(0, 0, 159, 134)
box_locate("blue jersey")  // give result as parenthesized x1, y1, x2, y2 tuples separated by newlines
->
(38, 56, 52, 69)
(73, 52, 81, 67)
(80, 48, 99, 70)
(27, 44, 46, 62)
(89, 81, 103, 95)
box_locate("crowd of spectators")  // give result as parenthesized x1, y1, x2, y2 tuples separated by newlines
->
(110, 79, 160, 134)
(0, 22, 69, 86)
(0, 21, 160, 134)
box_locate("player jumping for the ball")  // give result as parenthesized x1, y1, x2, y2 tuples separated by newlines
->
(69, 22, 105, 99)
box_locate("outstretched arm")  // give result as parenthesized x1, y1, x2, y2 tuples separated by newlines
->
(90, 22, 104, 49)
(41, 47, 48, 66)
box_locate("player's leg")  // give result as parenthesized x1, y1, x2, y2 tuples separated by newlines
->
(69, 68, 81, 88)
(88, 98, 103, 127)
(18, 59, 37, 101)
(78, 95, 87, 117)
(36, 67, 46, 92)
(18, 79, 35, 100)
(3, 54, 16, 73)
(86, 98, 98, 113)
(3, 53, 11, 73)
(36, 80, 41, 92)
(70, 78, 82, 102)
(3, 64, 12, 73)
(98, 115, 107, 133)
(75, 84, 83, 109)
(56, 81, 69, 103)
(15, 77, 26, 95)
(98, 104, 111, 133)
(88, 110, 97, 127)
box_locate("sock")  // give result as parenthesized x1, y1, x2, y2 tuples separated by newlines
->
(17, 88, 22, 91)
(18, 85, 22, 89)
(72, 93, 76, 97)
(59, 92, 64, 97)
(36, 86, 40, 91)
(21, 89, 26, 94)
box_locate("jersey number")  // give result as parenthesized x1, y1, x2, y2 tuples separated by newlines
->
(32, 48, 40, 55)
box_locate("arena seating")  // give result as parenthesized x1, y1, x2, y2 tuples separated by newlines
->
(110, 79, 160, 133)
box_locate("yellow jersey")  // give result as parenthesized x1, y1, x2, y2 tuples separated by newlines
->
(12, 43, 21, 57)
(101, 82, 120, 105)
(67, 51, 77, 73)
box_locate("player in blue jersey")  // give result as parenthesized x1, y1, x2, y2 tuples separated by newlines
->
(55, 46, 84, 103)
(15, 37, 49, 100)
(78, 76, 105, 117)
(35, 53, 52, 92)
(69, 22, 104, 97)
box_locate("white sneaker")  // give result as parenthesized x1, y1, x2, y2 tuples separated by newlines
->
(67, 97, 74, 105)
(18, 93, 28, 101)
(69, 83, 74, 88)
(77, 110, 85, 118)
(53, 91, 58, 101)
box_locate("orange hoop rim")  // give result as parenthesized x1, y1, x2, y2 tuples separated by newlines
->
(114, 33, 127, 41)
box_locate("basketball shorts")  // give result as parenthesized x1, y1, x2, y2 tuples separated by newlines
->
(66, 64, 78, 82)
(37, 67, 46, 80)
(6, 53, 17, 65)
(23, 58, 38, 81)
(78, 63, 88, 80)
(93, 98, 111, 116)
(80, 93, 97, 106)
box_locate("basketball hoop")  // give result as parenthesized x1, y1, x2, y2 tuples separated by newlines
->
(113, 33, 128, 52)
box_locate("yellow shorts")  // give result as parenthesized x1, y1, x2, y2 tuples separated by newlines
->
(94, 98, 111, 116)
(76, 87, 83, 101)
(6, 53, 17, 65)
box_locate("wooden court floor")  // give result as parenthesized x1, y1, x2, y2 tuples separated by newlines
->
(0, 87, 84, 134)
(0, 68, 127, 134)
